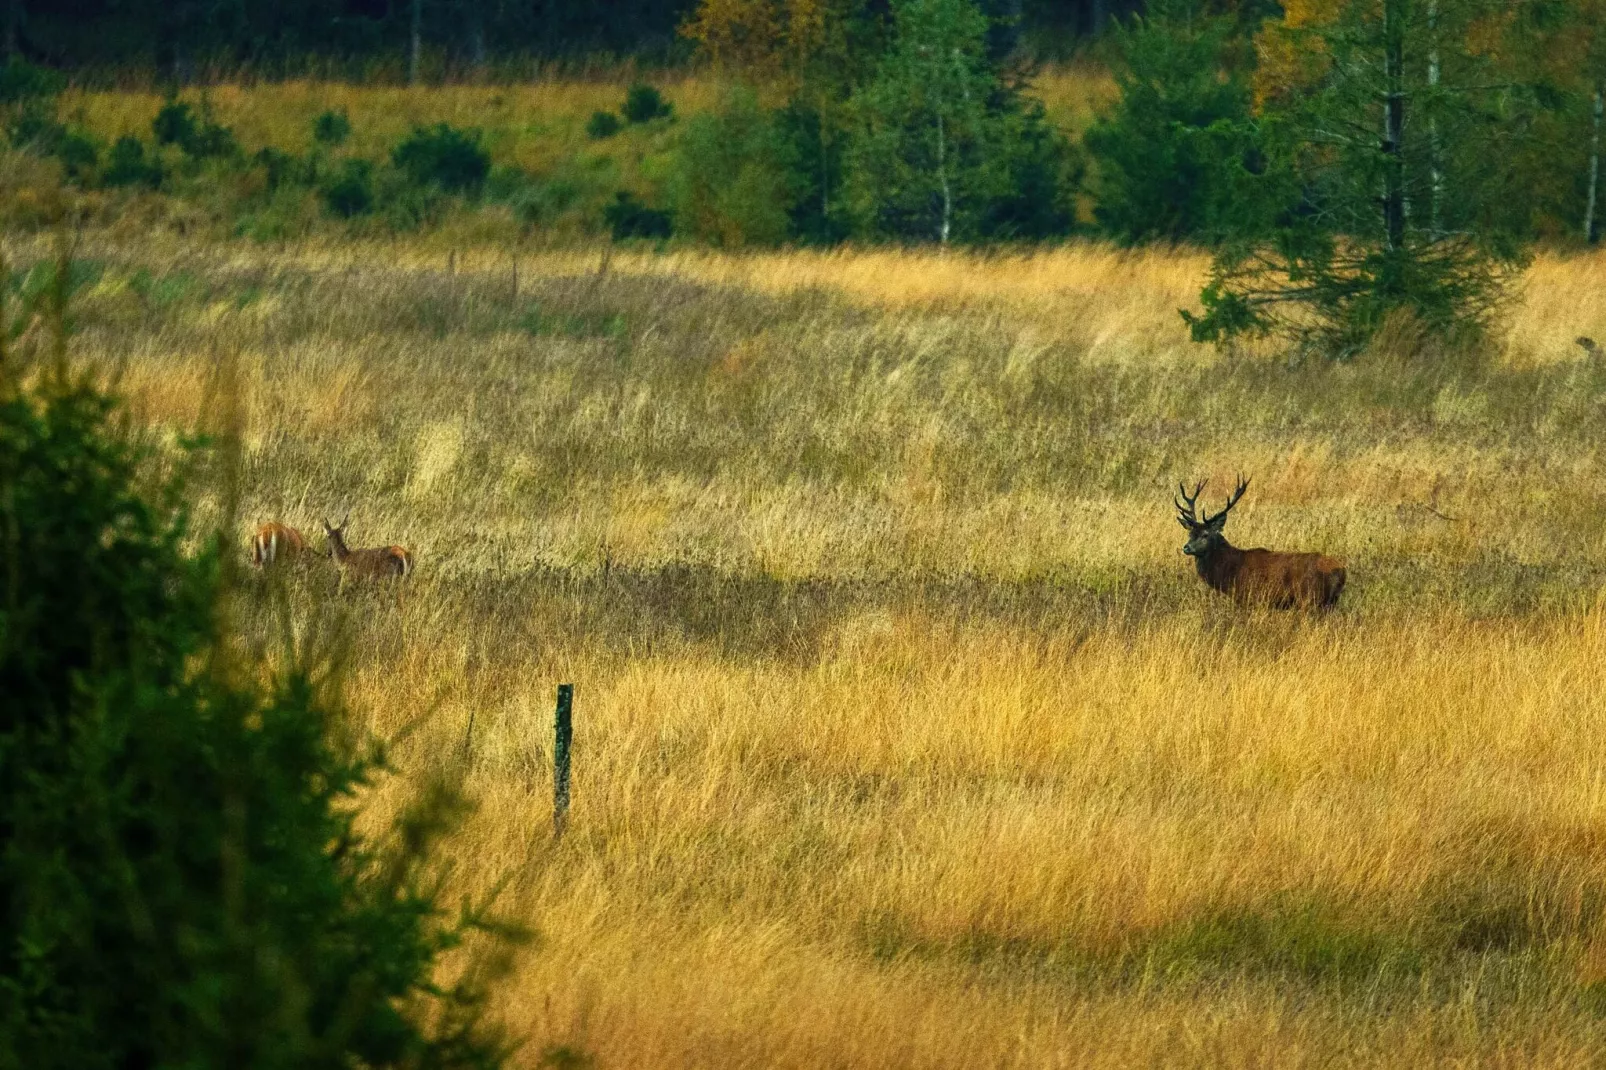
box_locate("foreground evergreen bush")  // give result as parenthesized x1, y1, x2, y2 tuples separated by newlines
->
(0, 262, 514, 1069)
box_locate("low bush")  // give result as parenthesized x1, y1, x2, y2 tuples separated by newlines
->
(623, 84, 672, 124)
(152, 98, 237, 160)
(320, 158, 375, 217)
(586, 110, 622, 139)
(0, 59, 64, 104)
(254, 146, 305, 192)
(392, 123, 490, 194)
(604, 190, 672, 240)
(102, 136, 162, 188)
(313, 108, 352, 147)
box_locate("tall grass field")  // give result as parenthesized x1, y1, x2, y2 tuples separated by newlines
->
(14, 128, 1606, 1063)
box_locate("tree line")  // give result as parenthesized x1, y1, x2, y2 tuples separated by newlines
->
(6, 0, 1603, 352)
(675, 0, 1599, 353)
(3, 0, 1139, 73)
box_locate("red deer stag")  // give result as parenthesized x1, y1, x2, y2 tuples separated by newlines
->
(322, 516, 413, 590)
(250, 522, 307, 568)
(1175, 477, 1345, 609)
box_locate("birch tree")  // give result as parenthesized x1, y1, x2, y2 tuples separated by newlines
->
(843, 0, 1006, 243)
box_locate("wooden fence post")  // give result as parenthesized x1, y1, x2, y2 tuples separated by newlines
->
(553, 683, 573, 839)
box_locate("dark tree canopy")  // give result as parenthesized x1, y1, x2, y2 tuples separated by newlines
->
(2, 0, 1143, 72)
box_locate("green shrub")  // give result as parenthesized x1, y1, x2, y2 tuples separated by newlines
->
(0, 59, 64, 104)
(101, 136, 162, 188)
(391, 123, 490, 194)
(586, 110, 622, 139)
(622, 84, 672, 124)
(320, 158, 375, 217)
(375, 166, 445, 231)
(254, 146, 306, 192)
(5, 112, 97, 183)
(669, 89, 792, 247)
(54, 130, 98, 182)
(313, 108, 352, 146)
(6, 108, 60, 149)
(0, 307, 516, 1067)
(152, 98, 237, 160)
(151, 99, 198, 148)
(604, 190, 672, 240)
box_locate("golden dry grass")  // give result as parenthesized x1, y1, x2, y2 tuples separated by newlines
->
(21, 225, 1606, 1066)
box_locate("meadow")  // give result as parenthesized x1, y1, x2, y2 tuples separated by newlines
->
(17, 212, 1606, 1065)
(24, 63, 1115, 243)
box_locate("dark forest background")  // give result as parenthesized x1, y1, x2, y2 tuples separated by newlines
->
(4, 0, 1144, 72)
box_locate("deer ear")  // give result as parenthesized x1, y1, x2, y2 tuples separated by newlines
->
(1208, 514, 1228, 532)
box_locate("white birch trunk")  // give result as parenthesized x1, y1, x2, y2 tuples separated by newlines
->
(410, 0, 423, 86)
(1428, 0, 1443, 238)
(1587, 85, 1603, 244)
(937, 109, 952, 244)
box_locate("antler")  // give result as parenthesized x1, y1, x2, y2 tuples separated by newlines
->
(1202, 475, 1250, 527)
(1175, 480, 1206, 530)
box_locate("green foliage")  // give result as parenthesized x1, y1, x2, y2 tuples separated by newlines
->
(152, 99, 238, 160)
(6, 111, 99, 185)
(1084, 0, 1257, 244)
(101, 137, 162, 188)
(773, 98, 852, 245)
(254, 146, 305, 193)
(622, 84, 672, 124)
(1184, 0, 1535, 355)
(604, 190, 672, 240)
(669, 89, 793, 247)
(391, 123, 491, 195)
(321, 159, 376, 218)
(968, 88, 1082, 241)
(0, 60, 64, 105)
(0, 321, 517, 1068)
(586, 110, 623, 139)
(844, 0, 994, 242)
(151, 99, 198, 148)
(843, 0, 1076, 244)
(53, 131, 99, 182)
(313, 109, 352, 147)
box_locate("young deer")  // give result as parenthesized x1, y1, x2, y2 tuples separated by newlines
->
(1175, 477, 1346, 609)
(322, 516, 413, 587)
(250, 522, 307, 568)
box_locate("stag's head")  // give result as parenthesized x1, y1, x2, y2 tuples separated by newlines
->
(1175, 477, 1249, 557)
(321, 514, 350, 558)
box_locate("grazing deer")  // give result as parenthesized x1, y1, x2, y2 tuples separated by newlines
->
(250, 522, 307, 568)
(321, 516, 413, 588)
(1175, 477, 1346, 609)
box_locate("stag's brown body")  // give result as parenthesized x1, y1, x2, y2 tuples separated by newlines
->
(250, 522, 306, 568)
(1192, 544, 1346, 609)
(1176, 478, 1345, 610)
(323, 518, 413, 583)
